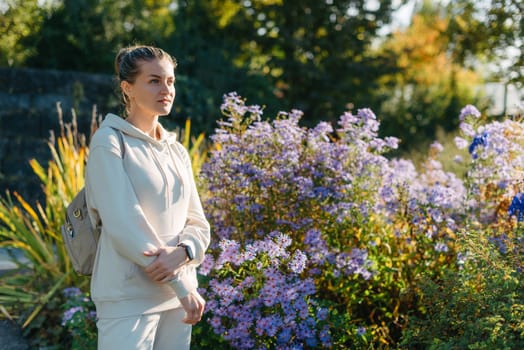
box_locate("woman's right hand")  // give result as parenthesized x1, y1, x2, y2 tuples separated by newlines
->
(179, 290, 205, 325)
(143, 246, 188, 282)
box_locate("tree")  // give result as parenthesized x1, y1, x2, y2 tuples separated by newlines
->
(193, 0, 408, 126)
(26, 0, 175, 72)
(445, 0, 523, 86)
(375, 0, 486, 149)
(164, 0, 279, 135)
(0, 0, 45, 66)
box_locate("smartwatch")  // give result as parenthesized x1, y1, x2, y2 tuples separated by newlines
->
(177, 243, 194, 261)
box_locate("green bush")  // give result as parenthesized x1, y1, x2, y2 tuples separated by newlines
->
(0, 105, 91, 346)
(400, 233, 524, 349)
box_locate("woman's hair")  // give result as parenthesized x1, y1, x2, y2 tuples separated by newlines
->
(114, 45, 177, 114)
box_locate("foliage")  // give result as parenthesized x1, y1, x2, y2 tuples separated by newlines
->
(0, 0, 47, 66)
(399, 104, 524, 348)
(0, 105, 91, 340)
(24, 0, 175, 72)
(399, 233, 524, 349)
(197, 93, 471, 348)
(209, 0, 405, 125)
(164, 0, 281, 135)
(2, 0, 519, 152)
(445, 0, 524, 86)
(173, 118, 210, 176)
(376, 1, 487, 150)
(2, 0, 412, 136)
(61, 287, 97, 349)
(2, 92, 523, 348)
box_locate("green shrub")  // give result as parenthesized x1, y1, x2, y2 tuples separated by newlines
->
(0, 105, 91, 345)
(400, 233, 524, 349)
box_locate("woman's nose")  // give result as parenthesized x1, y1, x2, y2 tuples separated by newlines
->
(161, 82, 173, 94)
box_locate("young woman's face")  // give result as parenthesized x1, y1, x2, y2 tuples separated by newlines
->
(123, 58, 176, 118)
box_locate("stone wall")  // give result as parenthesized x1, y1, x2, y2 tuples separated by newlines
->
(0, 67, 118, 202)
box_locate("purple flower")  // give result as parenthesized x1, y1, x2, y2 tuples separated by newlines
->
(459, 104, 481, 121)
(454, 136, 468, 149)
(288, 250, 307, 274)
(217, 239, 242, 266)
(62, 306, 84, 326)
(335, 248, 373, 279)
(277, 328, 292, 344)
(430, 141, 444, 154)
(316, 307, 329, 321)
(356, 326, 367, 336)
(460, 122, 476, 137)
(489, 235, 509, 254)
(63, 287, 82, 298)
(198, 254, 214, 276)
(319, 326, 332, 347)
(385, 136, 399, 149)
(435, 242, 449, 253)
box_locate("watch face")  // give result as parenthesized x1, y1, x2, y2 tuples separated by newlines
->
(186, 245, 194, 260)
(179, 243, 194, 260)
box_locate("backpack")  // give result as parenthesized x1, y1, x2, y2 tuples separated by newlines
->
(60, 128, 125, 275)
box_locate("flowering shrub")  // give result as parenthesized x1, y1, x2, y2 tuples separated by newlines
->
(61, 287, 97, 349)
(454, 104, 524, 272)
(198, 93, 468, 347)
(397, 104, 524, 347)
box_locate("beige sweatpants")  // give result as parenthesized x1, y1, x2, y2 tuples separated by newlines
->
(97, 307, 192, 350)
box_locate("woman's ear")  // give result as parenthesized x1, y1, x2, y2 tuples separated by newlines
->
(121, 80, 132, 98)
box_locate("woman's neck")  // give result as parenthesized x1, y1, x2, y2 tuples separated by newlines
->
(126, 114, 160, 139)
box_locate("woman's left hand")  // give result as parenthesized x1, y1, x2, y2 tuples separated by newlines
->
(143, 246, 188, 283)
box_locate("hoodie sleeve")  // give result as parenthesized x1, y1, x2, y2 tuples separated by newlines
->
(85, 129, 160, 268)
(172, 142, 211, 266)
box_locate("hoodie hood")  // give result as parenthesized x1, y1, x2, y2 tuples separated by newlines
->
(100, 113, 178, 145)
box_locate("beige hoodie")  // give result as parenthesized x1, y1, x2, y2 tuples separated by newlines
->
(85, 114, 210, 319)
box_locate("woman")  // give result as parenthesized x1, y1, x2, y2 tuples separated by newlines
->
(85, 45, 210, 349)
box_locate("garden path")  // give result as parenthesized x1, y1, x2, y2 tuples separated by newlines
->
(0, 250, 30, 350)
(0, 320, 29, 350)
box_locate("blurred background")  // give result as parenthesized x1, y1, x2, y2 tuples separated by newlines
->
(0, 0, 523, 199)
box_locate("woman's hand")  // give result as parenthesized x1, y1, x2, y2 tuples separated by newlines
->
(179, 290, 205, 325)
(143, 246, 188, 282)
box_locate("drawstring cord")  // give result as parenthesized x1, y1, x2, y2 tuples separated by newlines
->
(166, 142, 186, 199)
(148, 143, 171, 208)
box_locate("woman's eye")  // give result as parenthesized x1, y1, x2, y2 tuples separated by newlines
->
(150, 79, 159, 84)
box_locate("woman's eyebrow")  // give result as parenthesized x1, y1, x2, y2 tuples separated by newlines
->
(148, 73, 175, 79)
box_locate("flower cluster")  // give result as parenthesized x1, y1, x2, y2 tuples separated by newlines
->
(200, 233, 331, 349)
(454, 104, 524, 272)
(459, 104, 481, 121)
(456, 118, 524, 195)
